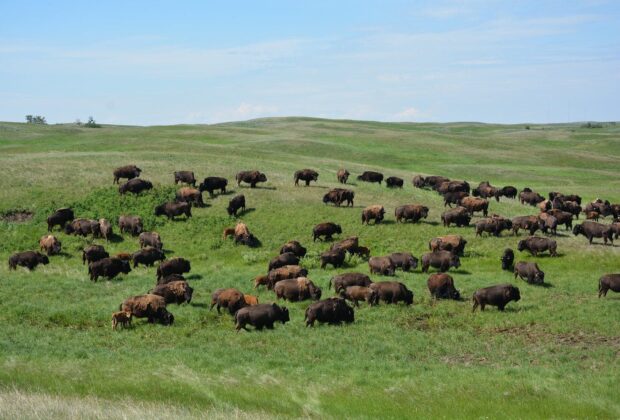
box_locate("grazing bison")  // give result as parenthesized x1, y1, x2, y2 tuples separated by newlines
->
(598, 274, 620, 298)
(441, 207, 471, 227)
(47, 208, 74, 231)
(368, 256, 396, 276)
(82, 245, 109, 265)
(120, 294, 174, 325)
(98, 218, 112, 241)
(113, 165, 141, 184)
(227, 194, 246, 216)
(235, 303, 290, 331)
(495, 185, 518, 201)
(236, 170, 267, 188)
(339, 286, 378, 306)
(119, 178, 152, 195)
(537, 213, 558, 235)
(329, 272, 373, 292)
(586, 211, 600, 221)
(88, 257, 131, 282)
(385, 176, 404, 188)
(175, 188, 204, 207)
(111, 311, 132, 330)
(443, 191, 469, 207)
(511, 215, 539, 236)
(573, 221, 614, 245)
(174, 171, 196, 187)
(275, 278, 322, 302)
(361, 205, 385, 225)
(475, 217, 512, 237)
(198, 176, 228, 197)
(421, 251, 461, 273)
(395, 204, 429, 223)
(64, 218, 100, 237)
(389, 252, 418, 272)
(412, 175, 425, 188)
(305, 298, 354, 326)
(139, 232, 162, 249)
(312, 222, 342, 241)
(518, 236, 557, 257)
(337, 169, 350, 184)
(223, 222, 260, 247)
(8, 251, 49, 270)
(151, 280, 193, 305)
(210, 288, 247, 314)
(357, 171, 384, 184)
(472, 181, 498, 200)
(429, 234, 467, 256)
(155, 202, 192, 220)
(585, 199, 612, 217)
(320, 249, 346, 269)
(132, 247, 165, 267)
(459, 196, 489, 217)
(323, 188, 355, 207)
(545, 209, 574, 230)
(427, 273, 460, 300)
(501, 248, 514, 271)
(157, 257, 191, 280)
(610, 222, 620, 240)
(437, 180, 470, 194)
(514, 261, 545, 285)
(268, 252, 300, 271)
(279, 240, 307, 258)
(370, 281, 414, 305)
(156, 273, 186, 286)
(472, 284, 520, 312)
(294, 169, 319, 186)
(329, 236, 363, 257)
(425, 176, 450, 190)
(519, 190, 545, 206)
(262, 265, 308, 290)
(119, 215, 143, 236)
(39, 235, 61, 256)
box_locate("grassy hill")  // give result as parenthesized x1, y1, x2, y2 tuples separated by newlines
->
(0, 118, 619, 418)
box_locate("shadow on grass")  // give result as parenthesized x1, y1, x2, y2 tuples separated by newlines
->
(240, 185, 277, 190)
(233, 208, 256, 217)
(186, 274, 203, 280)
(421, 220, 440, 226)
(56, 251, 73, 258)
(449, 269, 472, 275)
(190, 302, 209, 308)
(107, 233, 124, 243)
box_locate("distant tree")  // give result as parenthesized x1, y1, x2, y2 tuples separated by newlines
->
(84, 116, 101, 128)
(25, 115, 47, 124)
(75, 118, 82, 126)
(525, 125, 530, 130)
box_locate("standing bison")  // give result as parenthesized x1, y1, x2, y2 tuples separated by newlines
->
(320, 249, 346, 269)
(385, 176, 404, 188)
(88, 257, 131, 282)
(312, 222, 342, 241)
(119, 178, 153, 195)
(294, 169, 319, 186)
(370, 282, 414, 305)
(39, 235, 61, 256)
(339, 286, 378, 306)
(573, 221, 614, 245)
(427, 273, 460, 300)
(323, 189, 355, 207)
(235, 303, 290, 331)
(472, 284, 520, 312)
(120, 294, 174, 325)
(210, 288, 247, 314)
(199, 176, 228, 197)
(421, 251, 461, 273)
(227, 194, 246, 216)
(459, 196, 489, 217)
(8, 251, 49, 270)
(151, 280, 193, 305)
(598, 274, 620, 298)
(329, 272, 373, 292)
(157, 257, 191, 280)
(511, 215, 539, 236)
(361, 205, 385, 225)
(368, 256, 395, 276)
(357, 171, 384, 184)
(441, 207, 471, 227)
(174, 171, 196, 186)
(519, 189, 545, 206)
(501, 248, 514, 271)
(475, 217, 512, 237)
(395, 204, 428, 223)
(119, 215, 143, 236)
(132, 247, 165, 267)
(518, 236, 557, 257)
(113, 165, 141, 184)
(236, 170, 267, 188)
(139, 232, 162, 249)
(389, 252, 418, 272)
(175, 188, 204, 207)
(279, 240, 307, 258)
(82, 245, 109, 265)
(47, 208, 74, 231)
(514, 261, 545, 285)
(268, 252, 300, 271)
(155, 202, 192, 220)
(275, 278, 322, 302)
(429, 235, 467, 256)
(305, 298, 354, 326)
(64, 218, 100, 237)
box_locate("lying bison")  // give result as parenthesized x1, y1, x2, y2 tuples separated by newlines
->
(472, 284, 520, 312)
(514, 261, 545, 285)
(47, 208, 74, 231)
(174, 171, 196, 186)
(139, 232, 162, 249)
(236, 170, 267, 188)
(312, 222, 342, 241)
(8, 251, 49, 270)
(385, 176, 404, 188)
(151, 280, 193, 304)
(501, 248, 514, 271)
(421, 251, 461, 273)
(370, 281, 413, 305)
(598, 274, 620, 298)
(89, 257, 131, 282)
(429, 234, 467, 256)
(156, 257, 191, 280)
(395, 204, 428, 223)
(573, 221, 614, 245)
(305, 298, 354, 326)
(339, 286, 378, 306)
(329, 272, 373, 292)
(227, 194, 245, 216)
(119, 215, 143, 236)
(121, 294, 174, 325)
(518, 236, 557, 257)
(275, 278, 322, 302)
(176, 188, 204, 207)
(427, 273, 460, 300)
(294, 169, 319, 186)
(357, 171, 383, 184)
(368, 256, 395, 276)
(279, 240, 307, 258)
(320, 249, 346, 269)
(119, 178, 153, 195)
(113, 165, 141, 184)
(362, 205, 385, 225)
(132, 247, 165, 267)
(199, 176, 228, 197)
(235, 303, 290, 331)
(441, 207, 471, 227)
(82, 245, 109, 265)
(39, 235, 61, 256)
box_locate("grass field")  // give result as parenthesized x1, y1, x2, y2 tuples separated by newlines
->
(0, 118, 619, 419)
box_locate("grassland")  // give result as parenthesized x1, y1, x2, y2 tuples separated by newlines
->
(0, 118, 619, 419)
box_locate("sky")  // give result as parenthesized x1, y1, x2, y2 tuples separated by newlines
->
(1, 0, 619, 125)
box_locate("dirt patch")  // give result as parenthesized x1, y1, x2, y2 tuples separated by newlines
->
(0, 210, 34, 223)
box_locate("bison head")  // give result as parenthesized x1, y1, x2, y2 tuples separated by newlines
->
(159, 309, 174, 326)
(277, 305, 290, 324)
(322, 193, 333, 204)
(258, 173, 267, 182)
(517, 240, 526, 252)
(572, 224, 583, 236)
(507, 285, 521, 302)
(120, 261, 132, 274)
(64, 223, 75, 234)
(334, 224, 342, 234)
(154, 204, 166, 216)
(449, 288, 461, 300)
(450, 254, 461, 269)
(37, 254, 50, 265)
(309, 284, 322, 301)
(404, 289, 414, 305)
(534, 269, 545, 284)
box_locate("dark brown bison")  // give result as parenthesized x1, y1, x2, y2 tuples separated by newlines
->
(421, 251, 461, 273)
(82, 245, 109, 265)
(610, 222, 620, 239)
(227, 194, 246, 216)
(175, 188, 204, 207)
(584, 199, 612, 217)
(329, 272, 373, 292)
(429, 234, 467, 256)
(199, 176, 228, 197)
(459, 196, 489, 217)
(156, 273, 186, 286)
(337, 169, 350, 184)
(210, 288, 247, 314)
(46, 208, 74, 231)
(294, 169, 319, 186)
(64, 218, 101, 237)
(519, 190, 545, 206)
(412, 175, 425, 188)
(518, 236, 557, 257)
(88, 257, 131, 282)
(511, 215, 539, 236)
(268, 252, 300, 271)
(156, 257, 191, 280)
(537, 213, 558, 235)
(598, 274, 620, 297)
(120, 294, 174, 325)
(262, 265, 308, 290)
(312, 222, 342, 241)
(368, 256, 395, 276)
(427, 273, 460, 300)
(151, 280, 193, 304)
(235, 303, 290, 331)
(305, 298, 354, 326)
(437, 180, 470, 194)
(39, 235, 61, 256)
(475, 217, 512, 237)
(357, 171, 384, 184)
(472, 284, 520, 312)
(320, 249, 346, 269)
(132, 247, 165, 267)
(385, 176, 404, 188)
(139, 232, 162, 249)
(155, 202, 192, 220)
(339, 286, 378, 306)
(389, 252, 418, 272)
(443, 191, 469, 207)
(119, 178, 152, 195)
(573, 221, 613, 245)
(329, 236, 368, 259)
(236, 170, 267, 188)
(113, 165, 141, 184)
(8, 251, 49, 270)
(545, 209, 574, 230)
(370, 281, 413, 305)
(174, 171, 196, 186)
(424, 176, 450, 189)
(514, 261, 545, 285)
(119, 215, 143, 236)
(441, 207, 471, 227)
(501, 248, 514, 271)
(395, 204, 428, 223)
(279, 240, 307, 258)
(362, 205, 385, 225)
(495, 185, 518, 200)
(323, 188, 354, 207)
(274, 278, 322, 302)
(98, 218, 112, 241)
(555, 200, 582, 218)
(472, 181, 498, 200)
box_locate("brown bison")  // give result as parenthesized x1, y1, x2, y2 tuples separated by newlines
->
(412, 175, 425, 188)
(519, 189, 545, 206)
(584, 199, 612, 217)
(156, 273, 186, 285)
(118, 215, 143, 236)
(357, 171, 384, 184)
(518, 236, 557, 257)
(139, 232, 162, 249)
(65, 218, 100, 237)
(475, 216, 512, 237)
(370, 281, 414, 305)
(262, 265, 308, 290)
(329, 272, 373, 292)
(114, 253, 132, 261)
(111, 311, 132, 330)
(113, 165, 141, 184)
(323, 188, 355, 207)
(472, 181, 498, 200)
(155, 202, 192, 220)
(495, 185, 518, 200)
(279, 240, 307, 258)
(437, 180, 470, 194)
(268, 252, 300, 271)
(501, 248, 514, 271)
(421, 251, 461, 273)
(395, 204, 428, 223)
(362, 205, 385, 225)
(545, 209, 574, 230)
(598, 274, 620, 297)
(294, 169, 319, 186)
(210, 288, 247, 314)
(443, 191, 469, 207)
(511, 215, 539, 236)
(320, 248, 346, 269)
(120, 294, 174, 325)
(573, 221, 613, 245)
(235, 303, 290, 331)
(537, 213, 558, 235)
(425, 176, 450, 190)
(389, 252, 418, 272)
(368, 256, 395, 276)
(151, 280, 193, 304)
(98, 218, 112, 241)
(132, 247, 165, 267)
(236, 170, 267, 188)
(243, 295, 259, 306)
(441, 207, 471, 227)
(312, 222, 342, 241)
(275, 278, 322, 302)
(337, 169, 350, 184)
(82, 245, 109, 265)
(88, 257, 131, 282)
(227, 194, 246, 216)
(305, 298, 354, 326)
(199, 176, 228, 197)
(339, 286, 378, 306)
(427, 273, 460, 300)
(459, 196, 489, 217)
(175, 188, 204, 207)
(514, 261, 545, 285)
(119, 178, 152, 195)
(174, 171, 196, 186)
(8, 251, 49, 270)
(472, 284, 520, 312)
(385, 176, 404, 188)
(429, 234, 467, 256)
(156, 257, 191, 280)
(47, 208, 74, 231)
(223, 222, 260, 247)
(39, 235, 61, 256)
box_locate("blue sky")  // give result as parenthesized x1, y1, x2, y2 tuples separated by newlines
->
(1, 0, 618, 125)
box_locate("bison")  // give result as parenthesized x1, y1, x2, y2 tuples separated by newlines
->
(210, 288, 247, 314)
(368, 256, 395, 276)
(294, 169, 319, 186)
(235, 303, 290, 331)
(64, 218, 100, 237)
(139, 232, 162, 249)
(441, 207, 471, 227)
(46, 208, 74, 231)
(113, 165, 141, 184)
(174, 171, 196, 187)
(312, 222, 342, 241)
(395, 204, 428, 223)
(82, 245, 109, 265)
(573, 221, 613, 245)
(279, 240, 307, 258)
(501, 248, 514, 271)
(120, 294, 174, 325)
(361, 205, 385, 225)
(119, 178, 152, 195)
(429, 234, 467, 256)
(511, 215, 539, 236)
(329, 272, 373, 292)
(323, 188, 354, 207)
(274, 278, 322, 302)
(151, 280, 193, 304)
(8, 251, 49, 270)
(88, 257, 131, 282)
(545, 209, 574, 230)
(459, 196, 489, 217)
(262, 265, 308, 290)
(268, 252, 300, 271)
(132, 247, 165, 267)
(472, 181, 498, 200)
(156, 273, 186, 286)
(156, 257, 191, 280)
(339, 286, 378, 306)
(472, 284, 520, 312)
(517, 236, 557, 257)
(370, 281, 413, 305)
(111, 311, 132, 330)
(519, 190, 545, 206)
(385, 176, 404, 188)
(514, 261, 545, 285)
(320, 248, 346, 269)
(305, 298, 354, 326)
(598, 274, 620, 298)
(427, 273, 460, 300)
(389, 252, 418, 272)
(337, 169, 350, 184)
(421, 251, 461, 273)
(98, 218, 113, 241)
(236, 170, 267, 188)
(227, 194, 246, 216)
(475, 217, 512, 237)
(437, 180, 470, 194)
(176, 188, 204, 207)
(357, 171, 384, 184)
(443, 191, 469, 207)
(155, 202, 192, 220)
(199, 176, 228, 197)
(119, 215, 143, 236)
(495, 185, 518, 201)
(39, 235, 61, 256)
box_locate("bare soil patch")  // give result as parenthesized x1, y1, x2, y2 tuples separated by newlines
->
(0, 210, 34, 223)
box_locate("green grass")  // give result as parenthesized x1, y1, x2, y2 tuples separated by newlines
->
(0, 118, 619, 419)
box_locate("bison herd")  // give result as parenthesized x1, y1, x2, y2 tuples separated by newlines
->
(7, 164, 620, 332)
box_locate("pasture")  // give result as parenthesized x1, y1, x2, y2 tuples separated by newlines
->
(0, 118, 619, 419)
